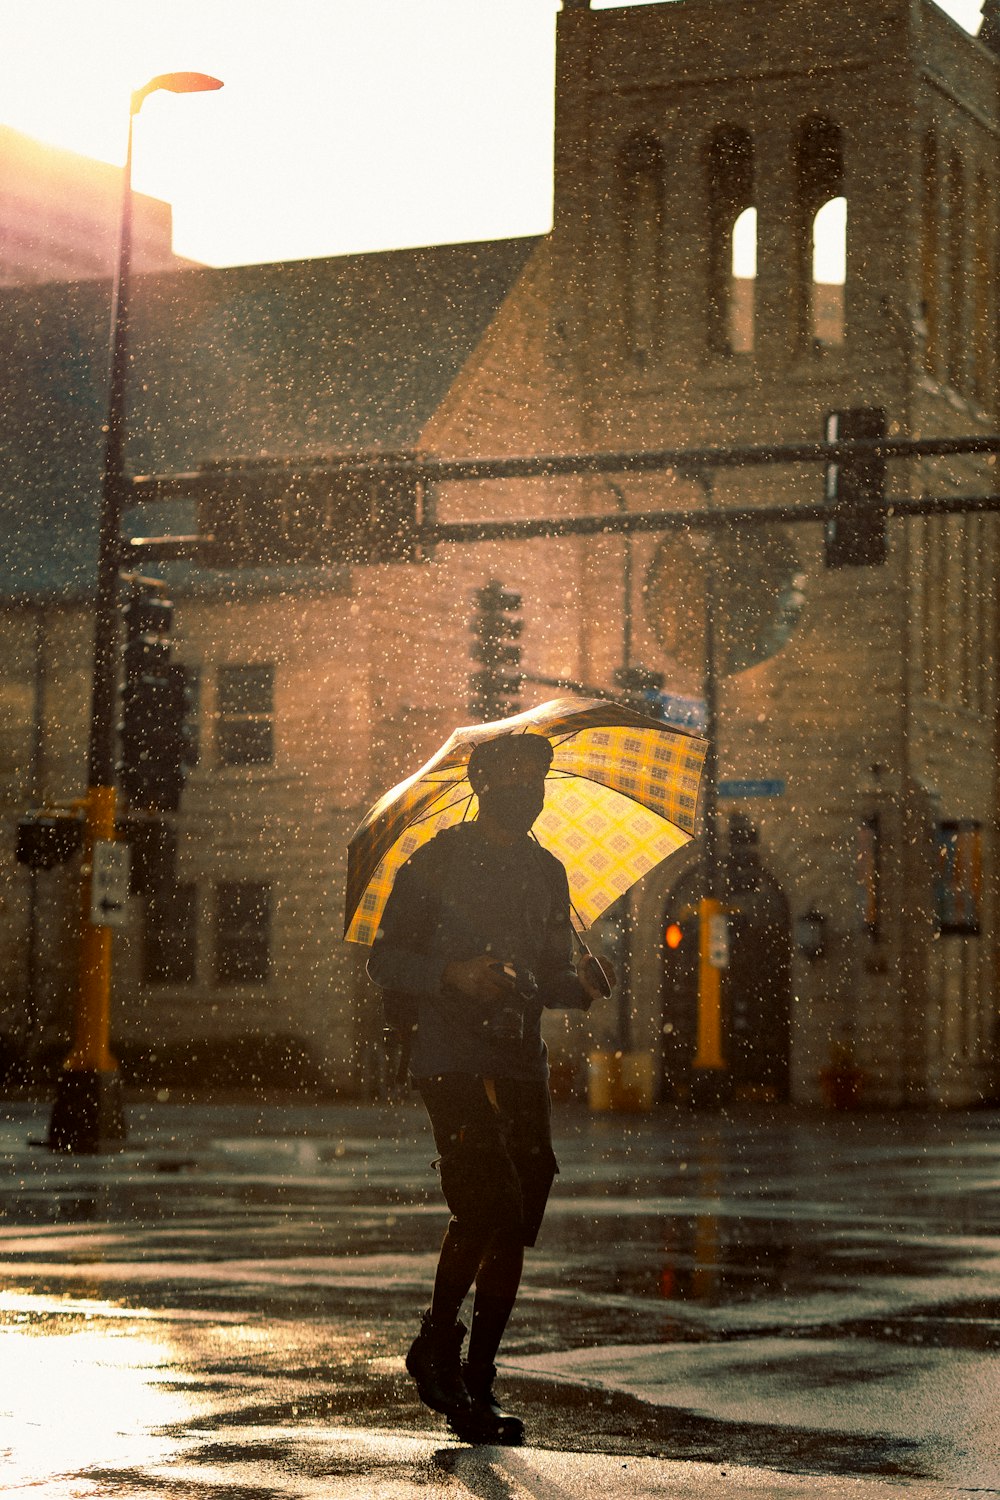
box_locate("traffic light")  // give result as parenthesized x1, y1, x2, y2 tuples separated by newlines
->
(614, 665, 665, 716)
(118, 580, 191, 812)
(15, 811, 83, 870)
(195, 454, 421, 566)
(468, 579, 524, 722)
(823, 407, 887, 568)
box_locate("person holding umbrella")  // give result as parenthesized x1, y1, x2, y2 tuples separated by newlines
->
(367, 731, 612, 1444)
(349, 697, 706, 1442)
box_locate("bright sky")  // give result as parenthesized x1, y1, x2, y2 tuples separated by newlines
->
(0, 0, 984, 270)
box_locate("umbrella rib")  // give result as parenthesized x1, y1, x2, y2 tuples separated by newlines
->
(528, 831, 589, 946)
(405, 785, 475, 830)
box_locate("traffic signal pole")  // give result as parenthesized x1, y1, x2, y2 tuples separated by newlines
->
(46, 101, 137, 1152)
(46, 73, 222, 1153)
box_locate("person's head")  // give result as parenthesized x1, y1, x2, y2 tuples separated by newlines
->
(467, 733, 552, 838)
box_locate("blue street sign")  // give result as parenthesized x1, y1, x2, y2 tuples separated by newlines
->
(645, 691, 707, 732)
(717, 778, 786, 799)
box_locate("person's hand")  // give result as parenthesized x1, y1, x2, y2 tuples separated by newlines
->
(577, 952, 615, 1005)
(442, 953, 514, 1006)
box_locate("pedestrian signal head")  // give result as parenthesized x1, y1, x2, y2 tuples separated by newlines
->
(665, 922, 683, 949)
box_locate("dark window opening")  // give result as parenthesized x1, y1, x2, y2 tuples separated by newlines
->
(935, 821, 981, 936)
(620, 133, 665, 364)
(946, 151, 967, 392)
(797, 116, 845, 348)
(857, 814, 882, 941)
(217, 663, 274, 766)
(143, 883, 197, 985)
(707, 126, 756, 355)
(972, 168, 991, 403)
(178, 663, 201, 766)
(215, 880, 272, 985)
(921, 133, 941, 375)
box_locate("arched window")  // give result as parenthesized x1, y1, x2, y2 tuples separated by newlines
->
(920, 133, 941, 375)
(796, 116, 845, 347)
(811, 195, 846, 345)
(620, 134, 664, 364)
(706, 126, 755, 355)
(947, 151, 967, 392)
(731, 207, 758, 353)
(972, 168, 992, 404)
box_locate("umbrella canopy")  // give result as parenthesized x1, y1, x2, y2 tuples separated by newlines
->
(345, 697, 708, 945)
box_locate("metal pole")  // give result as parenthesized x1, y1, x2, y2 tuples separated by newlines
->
(607, 480, 634, 1052)
(691, 474, 726, 1104)
(47, 106, 136, 1152)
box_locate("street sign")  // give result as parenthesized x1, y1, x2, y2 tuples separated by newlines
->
(708, 912, 729, 969)
(90, 841, 131, 928)
(646, 691, 707, 732)
(718, 778, 786, 799)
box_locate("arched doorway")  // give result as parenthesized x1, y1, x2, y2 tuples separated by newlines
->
(660, 815, 792, 1103)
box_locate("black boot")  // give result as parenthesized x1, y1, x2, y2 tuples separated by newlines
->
(405, 1311, 473, 1423)
(453, 1360, 525, 1446)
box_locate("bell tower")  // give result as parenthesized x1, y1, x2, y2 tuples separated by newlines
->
(551, 0, 1000, 1106)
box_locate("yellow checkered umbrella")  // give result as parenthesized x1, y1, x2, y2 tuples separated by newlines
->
(345, 697, 708, 945)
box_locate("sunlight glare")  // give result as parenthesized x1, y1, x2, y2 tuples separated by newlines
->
(0, 1318, 197, 1488)
(0, 0, 984, 268)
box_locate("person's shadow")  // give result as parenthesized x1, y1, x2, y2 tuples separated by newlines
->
(433, 1445, 522, 1500)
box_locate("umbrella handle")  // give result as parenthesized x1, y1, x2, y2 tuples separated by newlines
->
(575, 935, 614, 998)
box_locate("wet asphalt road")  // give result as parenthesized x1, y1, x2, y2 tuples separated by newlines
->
(0, 1097, 998, 1498)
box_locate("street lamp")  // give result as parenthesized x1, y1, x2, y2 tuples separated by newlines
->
(47, 71, 223, 1154)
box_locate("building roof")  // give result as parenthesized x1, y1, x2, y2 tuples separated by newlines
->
(0, 235, 539, 601)
(0, 124, 190, 287)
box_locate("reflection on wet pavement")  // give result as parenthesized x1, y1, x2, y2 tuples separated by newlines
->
(0, 1100, 999, 1495)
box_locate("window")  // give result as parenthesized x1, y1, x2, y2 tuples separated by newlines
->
(935, 822, 982, 937)
(796, 116, 845, 347)
(178, 664, 201, 767)
(856, 814, 881, 941)
(142, 883, 197, 985)
(620, 134, 664, 364)
(946, 151, 967, 391)
(920, 133, 941, 374)
(707, 126, 755, 355)
(215, 881, 271, 985)
(730, 207, 757, 354)
(811, 195, 846, 345)
(972, 168, 992, 403)
(217, 664, 274, 766)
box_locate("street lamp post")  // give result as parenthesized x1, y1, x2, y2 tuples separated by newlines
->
(47, 72, 223, 1154)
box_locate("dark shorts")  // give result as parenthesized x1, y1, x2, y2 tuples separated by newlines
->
(416, 1074, 559, 1248)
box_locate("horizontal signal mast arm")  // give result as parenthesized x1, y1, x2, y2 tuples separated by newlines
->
(129, 432, 1000, 499)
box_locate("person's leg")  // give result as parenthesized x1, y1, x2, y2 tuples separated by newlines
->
(430, 1215, 492, 1328)
(466, 1228, 524, 1368)
(408, 1075, 521, 1424)
(461, 1079, 557, 1442)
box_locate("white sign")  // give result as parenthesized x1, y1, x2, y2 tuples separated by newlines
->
(708, 912, 729, 969)
(90, 841, 131, 928)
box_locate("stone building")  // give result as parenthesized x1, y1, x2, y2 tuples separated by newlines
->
(550, 0, 1000, 1106)
(0, 125, 192, 285)
(1, 0, 997, 1105)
